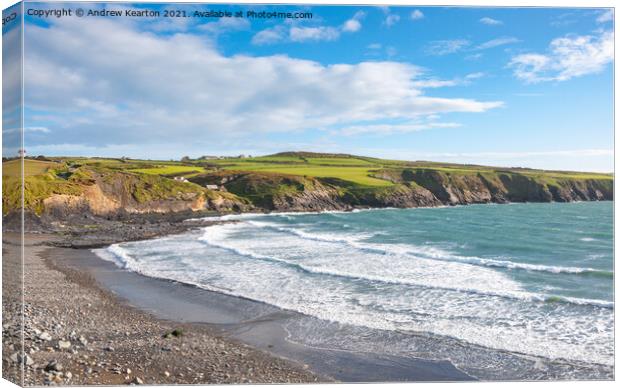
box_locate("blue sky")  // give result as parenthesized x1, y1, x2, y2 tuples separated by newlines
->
(9, 2, 615, 171)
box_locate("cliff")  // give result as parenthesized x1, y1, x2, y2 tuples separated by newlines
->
(189, 168, 612, 212)
(2, 156, 613, 229)
(2, 162, 251, 225)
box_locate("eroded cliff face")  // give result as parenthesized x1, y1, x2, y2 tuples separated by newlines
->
(189, 172, 348, 211)
(368, 169, 613, 208)
(5, 165, 613, 228)
(37, 170, 251, 220)
(190, 169, 613, 213)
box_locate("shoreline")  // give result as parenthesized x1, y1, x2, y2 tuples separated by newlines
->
(4, 202, 614, 384)
(81, 204, 614, 381)
(2, 233, 324, 386)
(13, 199, 614, 250)
(50, 240, 474, 382)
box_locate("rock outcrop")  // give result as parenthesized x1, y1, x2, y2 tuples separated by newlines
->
(190, 169, 612, 212)
(3, 163, 613, 230)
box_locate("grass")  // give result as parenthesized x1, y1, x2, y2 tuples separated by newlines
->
(130, 165, 206, 176)
(2, 159, 212, 215)
(2, 174, 84, 215)
(2, 154, 612, 215)
(304, 157, 375, 166)
(249, 166, 393, 186)
(210, 156, 393, 187)
(3, 159, 62, 177)
(205, 152, 612, 188)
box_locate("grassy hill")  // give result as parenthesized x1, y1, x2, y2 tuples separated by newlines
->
(2, 152, 613, 217)
(206, 152, 612, 185)
(1, 158, 247, 216)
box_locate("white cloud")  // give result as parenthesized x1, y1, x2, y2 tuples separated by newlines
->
(480, 17, 503, 25)
(338, 121, 461, 136)
(411, 72, 485, 89)
(411, 10, 424, 20)
(465, 72, 485, 80)
(342, 19, 361, 32)
(411, 79, 459, 88)
(253, 11, 364, 45)
(289, 26, 340, 42)
(385, 14, 401, 27)
(425, 39, 471, 55)
(251, 26, 286, 45)
(23, 18, 503, 153)
(342, 10, 365, 32)
(27, 126, 51, 133)
(2, 126, 51, 135)
(425, 36, 518, 57)
(509, 30, 613, 83)
(367, 43, 382, 50)
(596, 9, 613, 23)
(475, 36, 520, 50)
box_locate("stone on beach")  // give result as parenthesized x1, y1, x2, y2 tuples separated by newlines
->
(45, 360, 62, 372)
(38, 332, 53, 341)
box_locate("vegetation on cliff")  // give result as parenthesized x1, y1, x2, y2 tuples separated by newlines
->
(1, 152, 613, 218)
(1, 159, 248, 216)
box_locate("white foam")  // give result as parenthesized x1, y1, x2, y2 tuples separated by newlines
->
(91, 214, 614, 366)
(251, 221, 610, 277)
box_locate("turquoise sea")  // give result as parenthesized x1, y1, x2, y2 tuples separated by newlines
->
(95, 202, 614, 379)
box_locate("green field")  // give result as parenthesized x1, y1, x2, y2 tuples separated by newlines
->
(211, 162, 390, 186)
(2, 159, 61, 177)
(206, 153, 612, 187)
(1, 153, 613, 216)
(130, 165, 206, 176)
(4, 155, 613, 188)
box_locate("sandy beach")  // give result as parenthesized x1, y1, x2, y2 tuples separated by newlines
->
(2, 233, 323, 386)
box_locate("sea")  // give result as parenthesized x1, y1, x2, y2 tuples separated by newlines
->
(94, 201, 614, 380)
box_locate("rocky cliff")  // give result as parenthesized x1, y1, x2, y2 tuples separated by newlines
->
(3, 167, 251, 226)
(189, 168, 613, 212)
(3, 162, 613, 229)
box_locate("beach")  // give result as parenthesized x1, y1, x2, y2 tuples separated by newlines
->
(85, 203, 614, 381)
(2, 232, 322, 385)
(2, 202, 614, 384)
(3, 228, 470, 386)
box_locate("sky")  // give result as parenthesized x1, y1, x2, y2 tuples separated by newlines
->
(3, 2, 615, 171)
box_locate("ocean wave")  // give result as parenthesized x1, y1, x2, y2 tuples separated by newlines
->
(246, 221, 612, 279)
(185, 207, 404, 223)
(95, 229, 613, 312)
(196, 226, 613, 310)
(188, 209, 365, 222)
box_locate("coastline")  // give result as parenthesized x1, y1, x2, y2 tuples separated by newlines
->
(4, 202, 614, 384)
(81, 204, 614, 381)
(3, 233, 323, 385)
(13, 196, 615, 250)
(46, 237, 474, 383)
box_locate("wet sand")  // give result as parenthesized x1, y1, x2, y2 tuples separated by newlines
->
(2, 233, 322, 386)
(53, 244, 473, 382)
